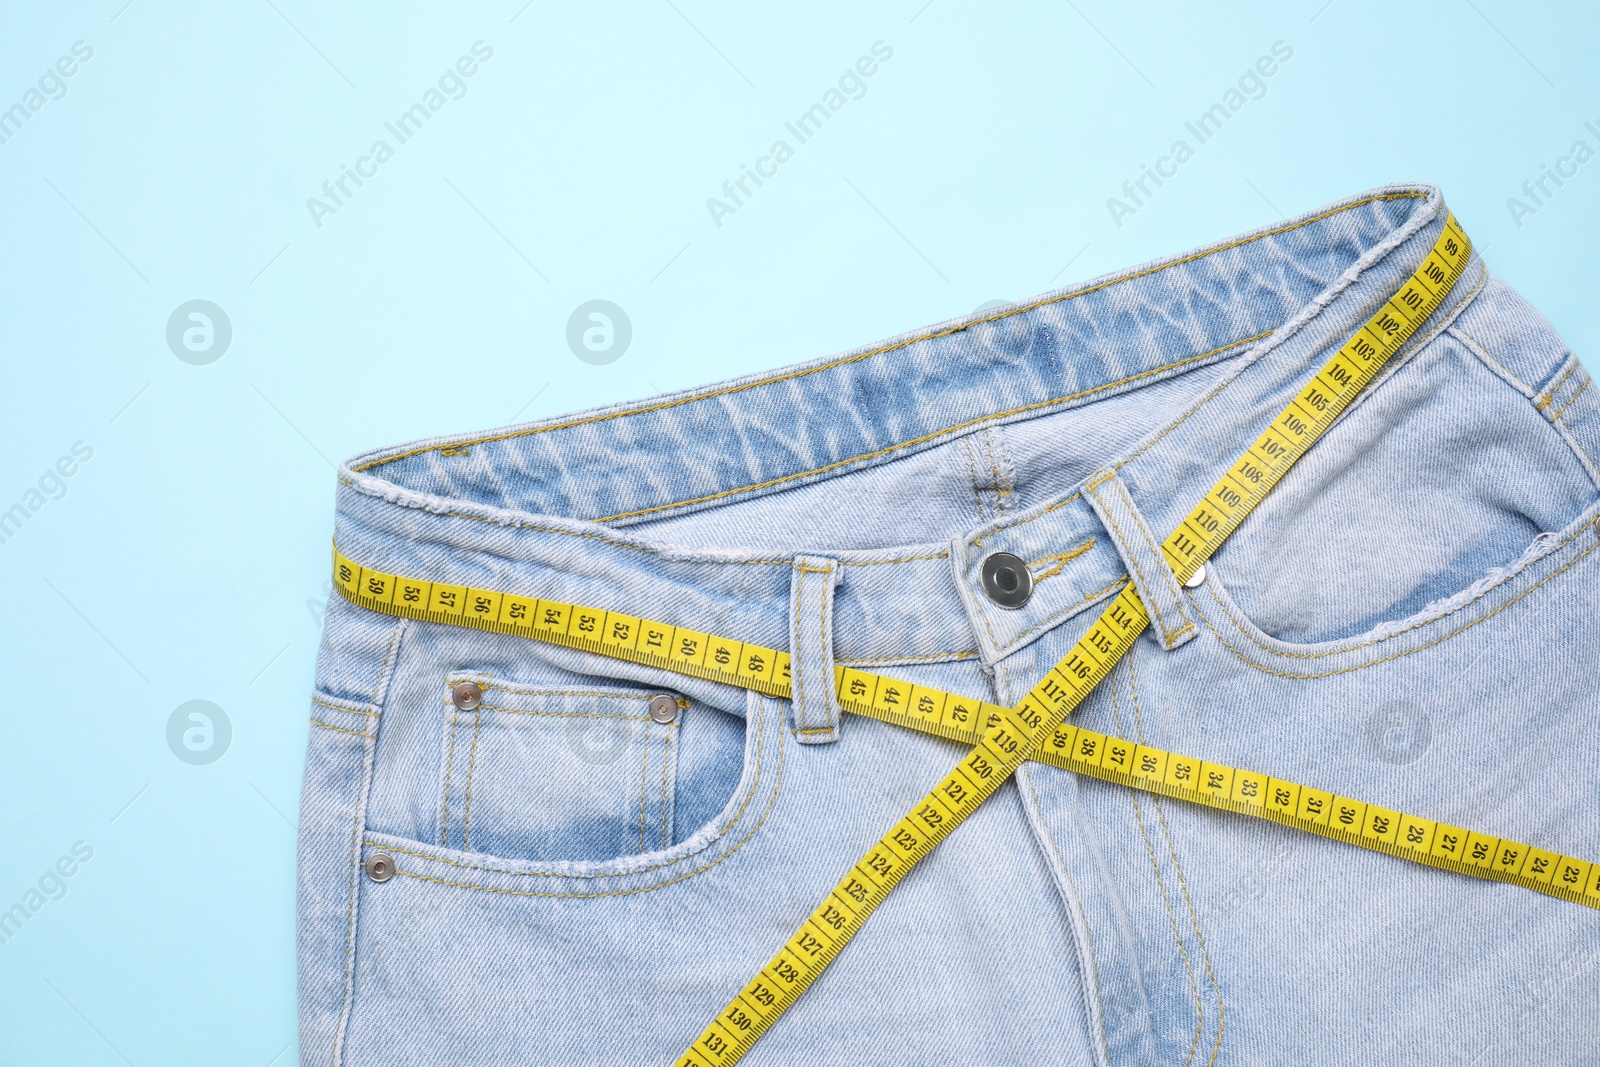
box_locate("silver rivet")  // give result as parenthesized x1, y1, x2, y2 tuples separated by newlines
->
(452, 681, 482, 710)
(1183, 563, 1207, 589)
(980, 552, 1033, 609)
(365, 852, 395, 883)
(648, 695, 679, 724)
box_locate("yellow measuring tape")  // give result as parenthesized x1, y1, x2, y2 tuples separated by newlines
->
(329, 214, 1598, 1066)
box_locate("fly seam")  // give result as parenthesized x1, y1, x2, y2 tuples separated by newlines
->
(1020, 765, 1114, 1065)
(1129, 655, 1226, 1066)
(1112, 683, 1204, 1066)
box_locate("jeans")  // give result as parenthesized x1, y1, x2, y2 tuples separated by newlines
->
(298, 183, 1600, 1066)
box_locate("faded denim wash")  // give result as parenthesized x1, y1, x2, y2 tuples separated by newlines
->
(299, 184, 1600, 1066)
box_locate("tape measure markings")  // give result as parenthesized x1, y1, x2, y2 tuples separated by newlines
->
(322, 216, 1590, 1064)
(674, 580, 1155, 1067)
(674, 213, 1481, 1066)
(331, 545, 1600, 915)
(1040, 721, 1600, 907)
(1161, 217, 1470, 582)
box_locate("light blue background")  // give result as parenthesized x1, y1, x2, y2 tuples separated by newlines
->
(1, 2, 1595, 1063)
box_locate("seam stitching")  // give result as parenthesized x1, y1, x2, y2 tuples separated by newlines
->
(1129, 655, 1225, 1066)
(1537, 358, 1581, 410)
(309, 719, 375, 740)
(818, 561, 838, 738)
(311, 696, 379, 719)
(986, 490, 1085, 535)
(1551, 376, 1590, 422)
(1204, 518, 1596, 661)
(1111, 683, 1204, 1066)
(840, 550, 950, 566)
(1447, 324, 1533, 397)
(465, 703, 658, 721)
(441, 705, 458, 848)
(371, 697, 786, 897)
(1031, 538, 1097, 582)
(965, 436, 988, 523)
(343, 334, 1266, 531)
(993, 578, 1129, 659)
(660, 728, 671, 849)
(353, 194, 1423, 474)
(638, 714, 649, 854)
(836, 649, 979, 665)
(462, 709, 481, 850)
(330, 616, 402, 1067)
(1198, 532, 1600, 678)
(1093, 489, 1179, 645)
(368, 695, 778, 881)
(791, 563, 809, 734)
(1113, 475, 1195, 639)
(1021, 764, 1114, 1066)
(476, 685, 663, 700)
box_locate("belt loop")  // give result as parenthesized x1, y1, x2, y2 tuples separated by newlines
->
(1083, 468, 1199, 651)
(789, 555, 844, 744)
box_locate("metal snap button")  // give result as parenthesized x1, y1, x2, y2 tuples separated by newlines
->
(452, 681, 482, 710)
(980, 552, 1033, 609)
(1183, 563, 1207, 589)
(648, 694, 679, 724)
(365, 852, 395, 883)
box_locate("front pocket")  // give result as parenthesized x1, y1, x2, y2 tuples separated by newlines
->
(437, 674, 687, 863)
(1191, 506, 1600, 675)
(1202, 332, 1599, 647)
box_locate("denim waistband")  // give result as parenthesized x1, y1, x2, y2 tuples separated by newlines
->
(334, 184, 1504, 676)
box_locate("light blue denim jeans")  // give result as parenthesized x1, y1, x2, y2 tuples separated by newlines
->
(299, 184, 1600, 1066)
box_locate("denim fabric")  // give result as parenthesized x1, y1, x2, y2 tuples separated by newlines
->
(298, 184, 1600, 1066)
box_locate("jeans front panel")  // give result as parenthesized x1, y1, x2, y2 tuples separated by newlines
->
(298, 184, 1600, 1066)
(342, 678, 1097, 1066)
